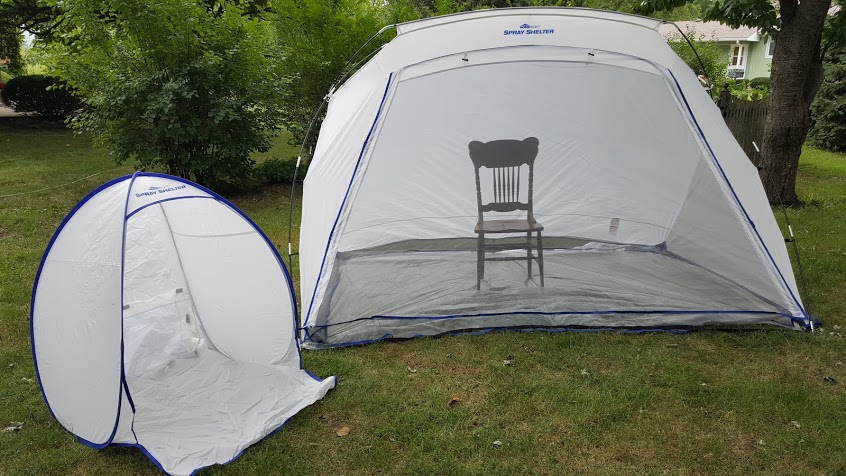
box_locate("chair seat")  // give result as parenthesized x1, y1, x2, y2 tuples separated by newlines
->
(474, 219, 544, 233)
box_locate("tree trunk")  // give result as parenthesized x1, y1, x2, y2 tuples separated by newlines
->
(758, 0, 831, 205)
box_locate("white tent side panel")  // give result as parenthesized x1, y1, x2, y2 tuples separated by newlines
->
(301, 65, 393, 326)
(665, 59, 804, 316)
(163, 198, 298, 364)
(32, 179, 129, 445)
(122, 203, 198, 380)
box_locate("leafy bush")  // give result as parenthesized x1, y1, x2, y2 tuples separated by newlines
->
(667, 32, 728, 79)
(809, 51, 846, 152)
(0, 75, 81, 119)
(749, 77, 771, 88)
(49, 0, 286, 188)
(715, 79, 770, 100)
(666, 32, 769, 101)
(255, 157, 307, 185)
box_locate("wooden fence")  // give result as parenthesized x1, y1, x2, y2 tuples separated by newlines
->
(719, 92, 770, 167)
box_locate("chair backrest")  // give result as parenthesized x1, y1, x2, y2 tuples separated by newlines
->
(468, 137, 539, 223)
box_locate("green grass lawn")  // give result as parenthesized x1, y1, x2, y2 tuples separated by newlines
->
(1, 126, 844, 475)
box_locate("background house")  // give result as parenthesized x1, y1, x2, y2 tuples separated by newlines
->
(659, 20, 774, 79)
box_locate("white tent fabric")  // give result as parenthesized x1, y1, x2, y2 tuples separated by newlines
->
(299, 8, 810, 348)
(32, 173, 335, 476)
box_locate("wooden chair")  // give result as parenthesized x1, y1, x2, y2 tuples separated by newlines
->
(469, 137, 544, 290)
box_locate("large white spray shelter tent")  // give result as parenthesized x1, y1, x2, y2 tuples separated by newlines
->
(299, 8, 810, 348)
(31, 173, 335, 476)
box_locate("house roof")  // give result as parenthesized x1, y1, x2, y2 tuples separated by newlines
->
(659, 20, 760, 42)
(661, 6, 840, 42)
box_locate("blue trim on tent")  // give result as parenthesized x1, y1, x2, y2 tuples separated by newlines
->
(111, 171, 140, 448)
(307, 308, 797, 328)
(666, 69, 810, 327)
(30, 174, 132, 449)
(112, 443, 169, 474)
(125, 195, 216, 219)
(303, 309, 804, 347)
(304, 330, 395, 348)
(307, 325, 698, 349)
(304, 73, 395, 331)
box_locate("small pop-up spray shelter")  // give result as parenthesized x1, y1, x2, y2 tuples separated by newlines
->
(31, 173, 335, 476)
(298, 8, 811, 348)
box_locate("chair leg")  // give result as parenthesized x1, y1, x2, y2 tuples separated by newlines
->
(477, 233, 484, 290)
(536, 231, 544, 287)
(526, 231, 532, 280)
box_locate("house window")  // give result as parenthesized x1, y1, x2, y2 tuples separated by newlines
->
(728, 44, 746, 79)
(765, 37, 775, 58)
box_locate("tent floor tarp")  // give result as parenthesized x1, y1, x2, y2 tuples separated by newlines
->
(123, 349, 333, 476)
(305, 243, 793, 347)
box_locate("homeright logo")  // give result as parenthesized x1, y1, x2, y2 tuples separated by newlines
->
(135, 184, 187, 198)
(504, 23, 554, 36)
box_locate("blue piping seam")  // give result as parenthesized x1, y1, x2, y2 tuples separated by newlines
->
(666, 69, 809, 326)
(307, 325, 700, 349)
(125, 195, 216, 220)
(306, 309, 801, 329)
(117, 172, 141, 442)
(303, 73, 395, 331)
(303, 330, 395, 348)
(30, 174, 133, 446)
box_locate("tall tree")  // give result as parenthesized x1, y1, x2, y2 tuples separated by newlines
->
(0, 0, 59, 74)
(809, 47, 846, 151)
(636, 0, 846, 205)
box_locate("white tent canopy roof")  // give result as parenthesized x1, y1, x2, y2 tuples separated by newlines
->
(299, 8, 809, 348)
(32, 173, 335, 476)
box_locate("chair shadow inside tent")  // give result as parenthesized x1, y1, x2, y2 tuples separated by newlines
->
(469, 137, 544, 290)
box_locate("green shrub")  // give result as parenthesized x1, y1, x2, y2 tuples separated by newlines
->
(749, 77, 771, 88)
(255, 157, 307, 185)
(809, 51, 846, 152)
(713, 78, 770, 101)
(667, 33, 728, 79)
(0, 75, 82, 119)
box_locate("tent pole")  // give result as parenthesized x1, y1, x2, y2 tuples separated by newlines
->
(780, 206, 812, 326)
(664, 20, 715, 101)
(285, 24, 399, 270)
